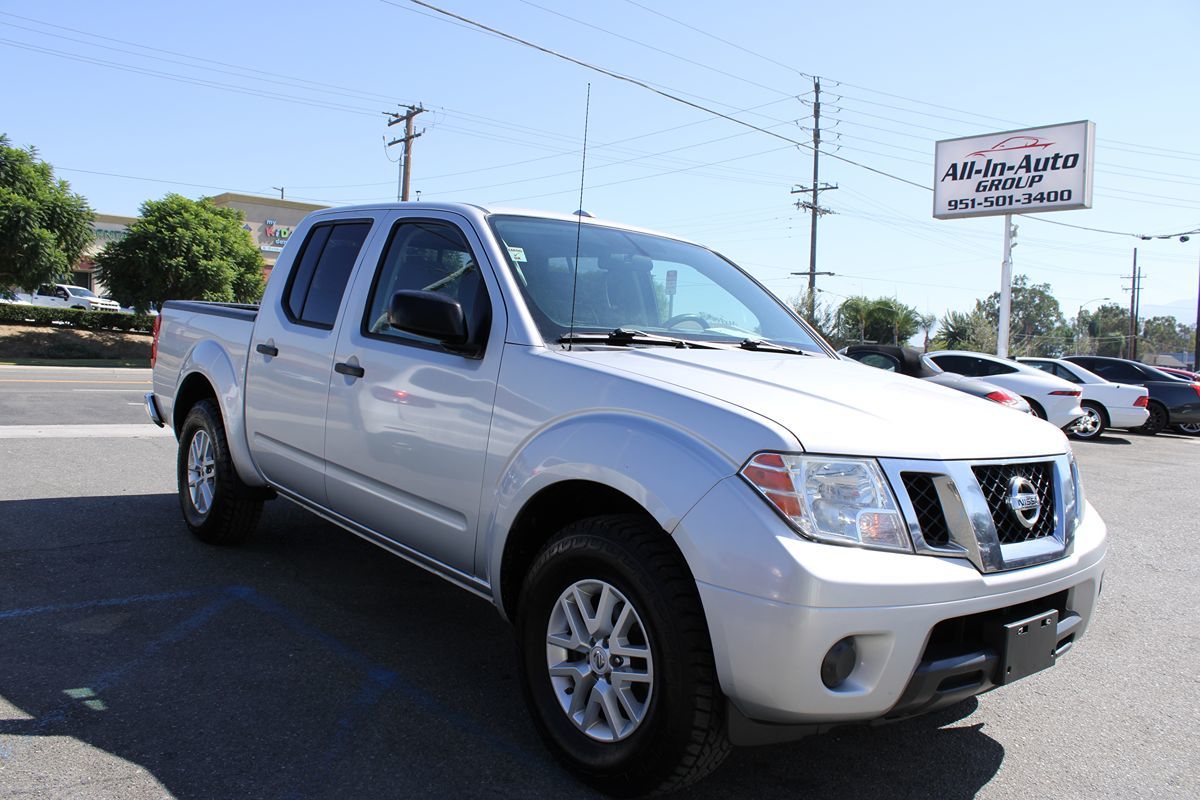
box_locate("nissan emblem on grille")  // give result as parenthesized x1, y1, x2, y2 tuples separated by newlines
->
(1007, 476, 1041, 530)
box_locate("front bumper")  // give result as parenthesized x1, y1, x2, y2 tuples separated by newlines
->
(673, 475, 1106, 729)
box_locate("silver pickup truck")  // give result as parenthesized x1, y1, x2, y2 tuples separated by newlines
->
(147, 202, 1106, 795)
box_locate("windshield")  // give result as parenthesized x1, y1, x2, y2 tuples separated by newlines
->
(489, 215, 827, 353)
(66, 286, 98, 298)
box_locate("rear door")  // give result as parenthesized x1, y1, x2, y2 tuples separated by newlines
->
(322, 211, 506, 574)
(244, 214, 382, 505)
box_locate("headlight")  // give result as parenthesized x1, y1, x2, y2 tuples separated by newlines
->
(1069, 453, 1086, 524)
(740, 453, 911, 552)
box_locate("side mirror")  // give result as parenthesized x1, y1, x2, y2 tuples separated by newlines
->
(387, 290, 472, 349)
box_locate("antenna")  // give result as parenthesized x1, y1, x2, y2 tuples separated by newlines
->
(566, 83, 591, 350)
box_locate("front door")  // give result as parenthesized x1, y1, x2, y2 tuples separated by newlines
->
(323, 212, 505, 574)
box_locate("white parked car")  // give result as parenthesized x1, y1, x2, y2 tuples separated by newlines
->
(928, 350, 1085, 430)
(1018, 357, 1150, 439)
(29, 283, 121, 313)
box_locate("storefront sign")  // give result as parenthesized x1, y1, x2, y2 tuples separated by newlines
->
(933, 121, 1095, 220)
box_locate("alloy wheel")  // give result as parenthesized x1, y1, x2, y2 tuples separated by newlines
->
(1072, 407, 1102, 438)
(545, 579, 654, 742)
(186, 429, 217, 514)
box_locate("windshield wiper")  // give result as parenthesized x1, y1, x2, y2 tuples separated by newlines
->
(559, 328, 723, 350)
(737, 338, 811, 355)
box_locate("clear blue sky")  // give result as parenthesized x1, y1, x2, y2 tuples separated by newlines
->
(4, 0, 1198, 330)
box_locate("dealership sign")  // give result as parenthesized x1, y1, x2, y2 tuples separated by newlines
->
(933, 121, 1095, 220)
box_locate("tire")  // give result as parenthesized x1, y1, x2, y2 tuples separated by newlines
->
(177, 399, 263, 544)
(1174, 422, 1200, 436)
(1069, 402, 1107, 440)
(516, 515, 730, 796)
(1024, 398, 1046, 420)
(1136, 401, 1168, 436)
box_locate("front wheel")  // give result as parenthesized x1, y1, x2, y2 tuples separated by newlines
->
(516, 515, 730, 796)
(1174, 422, 1200, 436)
(177, 399, 263, 544)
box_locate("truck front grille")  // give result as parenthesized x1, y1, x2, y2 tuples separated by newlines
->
(900, 472, 950, 547)
(971, 462, 1056, 544)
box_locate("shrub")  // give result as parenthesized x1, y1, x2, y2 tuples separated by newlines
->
(0, 302, 154, 333)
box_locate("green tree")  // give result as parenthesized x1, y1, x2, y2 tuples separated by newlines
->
(976, 274, 1066, 356)
(1140, 315, 1194, 359)
(96, 194, 264, 310)
(933, 308, 996, 353)
(0, 134, 93, 293)
(1078, 303, 1130, 357)
(835, 296, 920, 345)
(790, 289, 838, 345)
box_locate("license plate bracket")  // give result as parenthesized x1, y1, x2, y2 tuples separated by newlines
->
(996, 609, 1059, 685)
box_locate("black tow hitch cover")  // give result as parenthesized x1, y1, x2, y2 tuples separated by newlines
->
(995, 609, 1059, 685)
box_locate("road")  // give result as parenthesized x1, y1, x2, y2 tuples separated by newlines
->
(0, 368, 1196, 799)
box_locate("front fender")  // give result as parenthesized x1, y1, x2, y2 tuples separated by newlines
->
(176, 339, 266, 488)
(480, 411, 737, 603)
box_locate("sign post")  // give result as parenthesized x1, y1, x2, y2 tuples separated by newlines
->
(934, 121, 1095, 356)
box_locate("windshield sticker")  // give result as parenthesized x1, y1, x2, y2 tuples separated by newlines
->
(506, 245, 528, 263)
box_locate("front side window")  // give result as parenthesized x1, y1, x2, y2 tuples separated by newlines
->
(364, 220, 490, 350)
(488, 215, 825, 353)
(283, 221, 372, 328)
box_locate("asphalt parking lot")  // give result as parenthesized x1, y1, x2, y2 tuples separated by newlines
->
(1, 366, 1197, 799)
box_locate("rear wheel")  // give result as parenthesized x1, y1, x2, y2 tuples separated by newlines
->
(1174, 422, 1200, 436)
(516, 515, 730, 796)
(1137, 401, 1168, 435)
(177, 399, 263, 544)
(1069, 402, 1106, 440)
(1024, 398, 1046, 420)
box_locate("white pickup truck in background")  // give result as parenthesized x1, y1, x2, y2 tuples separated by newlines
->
(25, 283, 122, 313)
(146, 202, 1107, 795)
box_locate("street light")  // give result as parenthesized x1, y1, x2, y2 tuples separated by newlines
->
(1076, 297, 1110, 353)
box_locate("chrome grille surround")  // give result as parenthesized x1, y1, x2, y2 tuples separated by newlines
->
(878, 454, 1077, 574)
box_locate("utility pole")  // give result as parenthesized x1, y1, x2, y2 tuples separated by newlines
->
(385, 104, 426, 201)
(792, 76, 837, 318)
(1124, 249, 1144, 361)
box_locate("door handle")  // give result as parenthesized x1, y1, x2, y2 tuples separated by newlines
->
(334, 361, 365, 379)
(256, 343, 278, 357)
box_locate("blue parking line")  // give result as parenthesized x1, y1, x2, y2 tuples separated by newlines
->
(0, 588, 208, 621)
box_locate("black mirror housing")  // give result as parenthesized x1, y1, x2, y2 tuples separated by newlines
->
(387, 290, 472, 348)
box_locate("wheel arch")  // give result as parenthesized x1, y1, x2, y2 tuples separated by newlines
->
(498, 480, 654, 620)
(173, 339, 266, 487)
(486, 412, 736, 621)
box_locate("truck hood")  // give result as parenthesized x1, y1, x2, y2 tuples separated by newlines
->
(566, 348, 1068, 461)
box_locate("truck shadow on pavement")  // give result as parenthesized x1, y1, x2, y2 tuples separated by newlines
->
(0, 493, 1003, 799)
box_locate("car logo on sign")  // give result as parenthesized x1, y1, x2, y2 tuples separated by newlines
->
(1007, 476, 1041, 529)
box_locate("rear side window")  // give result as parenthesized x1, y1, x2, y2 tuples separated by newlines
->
(933, 355, 979, 376)
(1090, 361, 1142, 382)
(978, 359, 1017, 376)
(283, 221, 372, 329)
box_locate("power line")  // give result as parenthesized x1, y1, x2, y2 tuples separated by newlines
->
(390, 1, 932, 191)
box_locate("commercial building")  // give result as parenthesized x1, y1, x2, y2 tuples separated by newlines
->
(72, 193, 327, 294)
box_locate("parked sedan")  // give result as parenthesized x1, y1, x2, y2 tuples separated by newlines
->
(1064, 355, 1200, 435)
(1018, 357, 1149, 440)
(928, 350, 1084, 430)
(843, 345, 1031, 413)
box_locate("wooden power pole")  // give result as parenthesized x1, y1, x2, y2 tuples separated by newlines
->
(385, 105, 426, 201)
